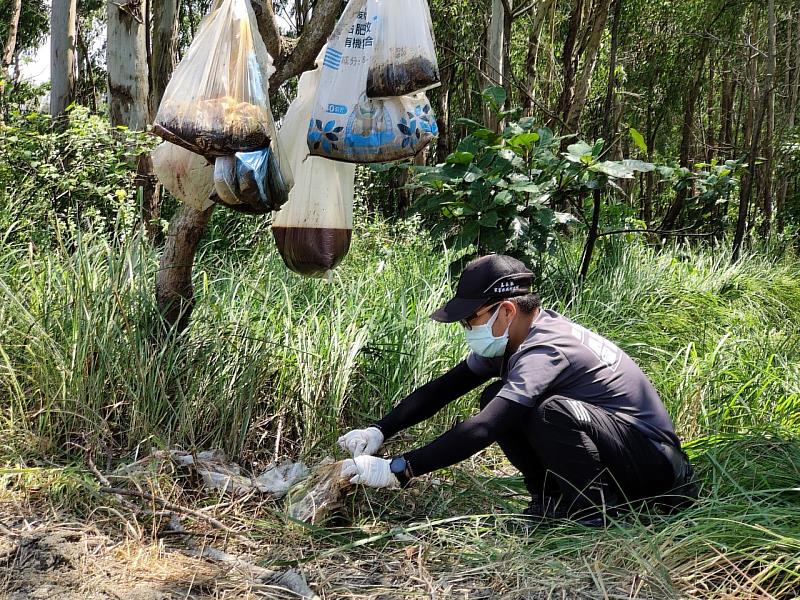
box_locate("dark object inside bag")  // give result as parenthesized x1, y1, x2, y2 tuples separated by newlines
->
(272, 226, 352, 277)
(366, 58, 440, 98)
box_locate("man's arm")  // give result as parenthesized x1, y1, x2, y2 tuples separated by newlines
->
(402, 395, 529, 477)
(372, 360, 490, 439)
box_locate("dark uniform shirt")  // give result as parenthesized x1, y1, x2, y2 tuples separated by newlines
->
(467, 309, 679, 446)
(375, 308, 679, 477)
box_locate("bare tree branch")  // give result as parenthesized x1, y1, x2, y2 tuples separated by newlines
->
(251, 0, 282, 59)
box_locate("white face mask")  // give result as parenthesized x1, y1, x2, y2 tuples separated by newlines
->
(464, 305, 513, 358)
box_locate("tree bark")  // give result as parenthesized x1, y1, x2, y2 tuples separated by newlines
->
(718, 57, 734, 157)
(1, 0, 22, 78)
(761, 0, 775, 235)
(50, 0, 78, 118)
(554, 0, 584, 129)
(733, 78, 769, 262)
(777, 11, 800, 232)
(601, 0, 621, 146)
(564, 0, 614, 134)
(435, 64, 453, 164)
(578, 188, 602, 281)
(660, 39, 710, 231)
(107, 0, 150, 129)
(521, 0, 555, 116)
(150, 0, 182, 116)
(253, 0, 343, 90)
(156, 205, 215, 333)
(483, 0, 508, 131)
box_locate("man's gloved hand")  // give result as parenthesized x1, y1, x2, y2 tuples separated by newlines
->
(337, 426, 384, 457)
(341, 455, 398, 488)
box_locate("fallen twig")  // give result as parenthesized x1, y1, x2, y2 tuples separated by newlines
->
(98, 486, 253, 546)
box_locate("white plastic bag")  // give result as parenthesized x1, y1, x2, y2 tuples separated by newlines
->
(153, 0, 278, 158)
(151, 142, 214, 211)
(274, 60, 356, 277)
(366, 0, 439, 98)
(306, 0, 438, 163)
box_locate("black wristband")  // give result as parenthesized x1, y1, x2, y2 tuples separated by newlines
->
(389, 456, 413, 487)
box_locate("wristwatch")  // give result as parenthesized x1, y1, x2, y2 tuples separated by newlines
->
(389, 456, 413, 487)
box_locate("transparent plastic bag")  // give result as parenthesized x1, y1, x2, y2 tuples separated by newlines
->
(151, 142, 215, 211)
(153, 0, 277, 158)
(275, 59, 356, 277)
(210, 147, 289, 214)
(307, 0, 438, 163)
(366, 0, 439, 98)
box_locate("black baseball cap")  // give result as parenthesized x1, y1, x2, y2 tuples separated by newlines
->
(430, 254, 534, 323)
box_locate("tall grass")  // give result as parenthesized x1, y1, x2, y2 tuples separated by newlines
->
(1, 220, 799, 463)
(2, 219, 799, 598)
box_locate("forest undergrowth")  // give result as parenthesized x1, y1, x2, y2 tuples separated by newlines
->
(0, 219, 799, 599)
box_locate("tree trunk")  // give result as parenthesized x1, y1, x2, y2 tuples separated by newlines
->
(156, 206, 215, 332)
(50, 0, 78, 118)
(483, 0, 507, 131)
(761, 0, 776, 235)
(521, 0, 554, 115)
(705, 49, 715, 161)
(719, 57, 734, 157)
(254, 0, 343, 89)
(150, 0, 182, 118)
(564, 0, 614, 134)
(554, 0, 584, 129)
(660, 40, 710, 231)
(153, 0, 343, 331)
(435, 65, 452, 164)
(579, 188, 602, 281)
(1, 0, 22, 78)
(777, 12, 800, 232)
(733, 79, 769, 262)
(737, 18, 759, 239)
(107, 0, 149, 129)
(601, 0, 621, 145)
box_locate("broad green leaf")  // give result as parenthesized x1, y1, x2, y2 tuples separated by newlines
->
(622, 159, 656, 173)
(482, 86, 507, 110)
(509, 181, 540, 193)
(590, 161, 634, 178)
(478, 211, 499, 227)
(446, 151, 474, 165)
(566, 141, 593, 159)
(507, 132, 540, 150)
(494, 190, 513, 205)
(630, 127, 648, 154)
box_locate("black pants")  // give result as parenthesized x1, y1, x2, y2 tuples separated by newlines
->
(480, 381, 693, 515)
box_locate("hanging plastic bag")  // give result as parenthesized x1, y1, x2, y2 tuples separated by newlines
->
(366, 0, 440, 98)
(209, 147, 289, 214)
(237, 148, 288, 210)
(275, 59, 356, 277)
(307, 0, 438, 164)
(151, 142, 215, 211)
(153, 0, 278, 158)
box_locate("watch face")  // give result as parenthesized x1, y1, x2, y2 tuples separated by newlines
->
(390, 457, 407, 474)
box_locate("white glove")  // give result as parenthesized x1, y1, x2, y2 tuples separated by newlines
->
(341, 455, 398, 488)
(337, 426, 384, 457)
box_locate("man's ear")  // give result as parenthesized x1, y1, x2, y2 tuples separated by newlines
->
(502, 299, 517, 320)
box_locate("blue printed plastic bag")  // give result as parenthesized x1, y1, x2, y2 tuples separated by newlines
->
(306, 0, 438, 163)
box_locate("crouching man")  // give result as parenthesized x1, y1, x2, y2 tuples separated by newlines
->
(340, 254, 697, 525)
